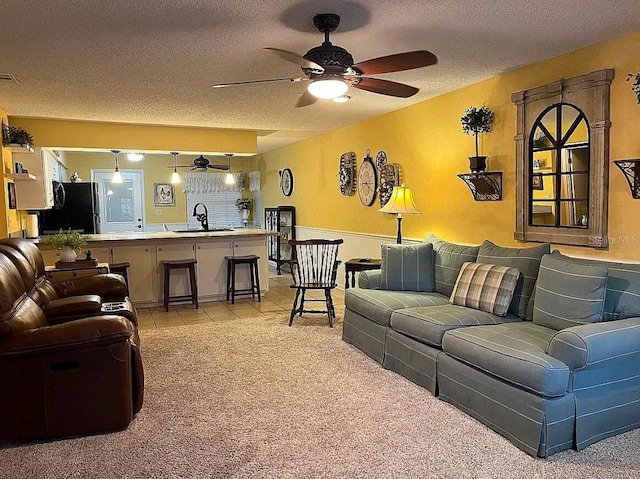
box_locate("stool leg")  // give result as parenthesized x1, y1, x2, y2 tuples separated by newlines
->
(230, 261, 236, 305)
(254, 260, 261, 302)
(190, 264, 199, 309)
(164, 266, 170, 312)
(226, 259, 231, 302)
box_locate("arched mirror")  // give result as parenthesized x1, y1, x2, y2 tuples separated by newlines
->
(529, 103, 590, 228)
(512, 69, 613, 249)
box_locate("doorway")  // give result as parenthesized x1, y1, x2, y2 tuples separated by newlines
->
(91, 170, 145, 233)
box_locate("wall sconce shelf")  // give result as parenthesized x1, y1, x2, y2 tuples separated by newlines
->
(614, 159, 640, 199)
(458, 172, 502, 201)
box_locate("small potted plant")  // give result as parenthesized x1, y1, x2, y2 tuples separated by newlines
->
(44, 229, 90, 263)
(5, 125, 35, 152)
(235, 198, 253, 226)
(461, 105, 495, 172)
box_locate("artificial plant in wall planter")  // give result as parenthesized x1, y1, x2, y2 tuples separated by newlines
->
(460, 105, 495, 172)
(3, 125, 35, 152)
(628, 73, 640, 104)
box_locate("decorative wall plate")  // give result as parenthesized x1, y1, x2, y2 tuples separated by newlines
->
(279, 168, 294, 196)
(379, 163, 400, 208)
(375, 150, 388, 171)
(358, 150, 377, 206)
(339, 152, 357, 196)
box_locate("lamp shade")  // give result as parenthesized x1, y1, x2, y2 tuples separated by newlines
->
(378, 185, 421, 215)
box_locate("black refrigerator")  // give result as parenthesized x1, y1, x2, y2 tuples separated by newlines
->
(39, 182, 101, 234)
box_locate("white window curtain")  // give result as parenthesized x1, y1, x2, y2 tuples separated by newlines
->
(182, 172, 243, 228)
(249, 171, 261, 192)
(181, 172, 242, 194)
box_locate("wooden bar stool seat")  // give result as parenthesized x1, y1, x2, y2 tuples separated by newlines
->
(225, 255, 261, 305)
(161, 259, 198, 312)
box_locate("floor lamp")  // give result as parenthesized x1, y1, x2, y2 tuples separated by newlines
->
(378, 184, 421, 243)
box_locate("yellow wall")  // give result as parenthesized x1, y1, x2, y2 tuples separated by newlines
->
(257, 30, 640, 261)
(8, 118, 257, 155)
(64, 151, 253, 224)
(0, 108, 28, 237)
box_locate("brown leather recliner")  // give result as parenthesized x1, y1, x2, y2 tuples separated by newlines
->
(0, 240, 144, 440)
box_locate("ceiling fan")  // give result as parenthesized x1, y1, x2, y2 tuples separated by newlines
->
(172, 154, 231, 171)
(212, 13, 437, 107)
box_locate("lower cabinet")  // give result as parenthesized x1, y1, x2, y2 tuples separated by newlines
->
(195, 241, 233, 299)
(112, 245, 157, 303)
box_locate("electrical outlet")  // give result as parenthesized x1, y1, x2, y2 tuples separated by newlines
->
(155, 209, 161, 216)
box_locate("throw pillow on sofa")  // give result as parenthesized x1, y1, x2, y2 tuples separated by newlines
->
(450, 262, 520, 317)
(533, 253, 608, 330)
(380, 242, 435, 292)
(477, 240, 550, 319)
(424, 233, 480, 297)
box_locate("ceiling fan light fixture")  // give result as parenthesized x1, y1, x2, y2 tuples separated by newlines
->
(332, 94, 351, 103)
(308, 78, 348, 99)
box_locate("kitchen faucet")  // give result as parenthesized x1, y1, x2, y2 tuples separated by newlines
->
(192, 203, 209, 231)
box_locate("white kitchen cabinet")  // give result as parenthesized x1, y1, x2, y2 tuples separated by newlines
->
(13, 148, 56, 209)
(156, 243, 196, 303)
(112, 244, 157, 303)
(195, 240, 233, 299)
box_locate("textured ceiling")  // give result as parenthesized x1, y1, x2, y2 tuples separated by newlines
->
(1, 0, 640, 153)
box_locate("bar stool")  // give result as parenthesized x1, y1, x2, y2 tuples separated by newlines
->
(109, 262, 130, 289)
(225, 255, 261, 304)
(161, 259, 198, 312)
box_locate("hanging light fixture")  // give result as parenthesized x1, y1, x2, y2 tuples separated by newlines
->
(127, 152, 145, 162)
(170, 152, 181, 184)
(224, 153, 235, 185)
(111, 150, 123, 183)
(307, 77, 348, 99)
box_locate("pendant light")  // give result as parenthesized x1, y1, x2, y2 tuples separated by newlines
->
(170, 152, 181, 184)
(224, 153, 235, 185)
(111, 150, 123, 183)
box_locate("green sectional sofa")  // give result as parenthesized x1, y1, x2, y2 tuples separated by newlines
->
(342, 234, 640, 457)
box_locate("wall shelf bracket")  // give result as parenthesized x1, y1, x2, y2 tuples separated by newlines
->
(457, 172, 502, 201)
(614, 159, 640, 199)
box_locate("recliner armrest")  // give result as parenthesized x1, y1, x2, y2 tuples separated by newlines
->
(0, 316, 133, 358)
(53, 274, 127, 301)
(43, 295, 102, 323)
(548, 317, 640, 370)
(359, 270, 381, 289)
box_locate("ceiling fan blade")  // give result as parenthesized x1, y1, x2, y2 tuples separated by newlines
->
(296, 90, 318, 108)
(265, 48, 324, 72)
(353, 50, 437, 75)
(212, 77, 306, 88)
(207, 164, 230, 170)
(354, 77, 419, 98)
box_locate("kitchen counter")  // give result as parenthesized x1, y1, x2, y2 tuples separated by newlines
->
(35, 228, 278, 306)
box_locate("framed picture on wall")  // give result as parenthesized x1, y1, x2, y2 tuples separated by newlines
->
(154, 183, 175, 206)
(7, 182, 16, 209)
(532, 174, 544, 190)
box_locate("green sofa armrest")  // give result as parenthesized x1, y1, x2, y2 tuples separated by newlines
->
(548, 317, 640, 370)
(358, 270, 381, 290)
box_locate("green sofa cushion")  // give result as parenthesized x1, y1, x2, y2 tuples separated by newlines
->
(424, 233, 480, 298)
(380, 242, 434, 292)
(477, 240, 550, 318)
(533, 253, 608, 331)
(550, 251, 640, 320)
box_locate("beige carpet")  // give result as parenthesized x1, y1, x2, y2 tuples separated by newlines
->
(2, 313, 640, 478)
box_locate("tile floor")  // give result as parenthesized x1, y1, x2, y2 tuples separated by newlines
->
(137, 269, 346, 330)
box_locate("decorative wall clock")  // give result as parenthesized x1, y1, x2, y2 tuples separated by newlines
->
(379, 163, 400, 208)
(358, 150, 377, 206)
(339, 152, 357, 196)
(279, 168, 294, 196)
(375, 150, 388, 171)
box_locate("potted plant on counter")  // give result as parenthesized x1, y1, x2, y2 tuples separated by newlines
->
(44, 229, 90, 263)
(460, 105, 495, 172)
(235, 198, 253, 227)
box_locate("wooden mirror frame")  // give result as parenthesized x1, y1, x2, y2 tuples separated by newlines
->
(511, 69, 614, 248)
